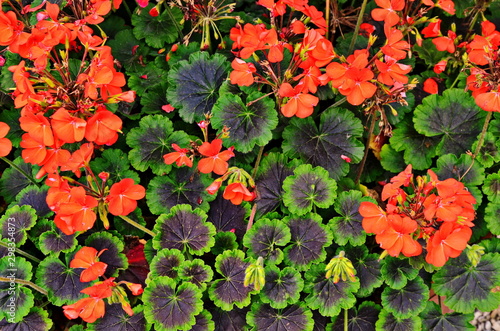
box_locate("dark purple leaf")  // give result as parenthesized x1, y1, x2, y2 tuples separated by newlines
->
(0, 307, 52, 331)
(261, 266, 303, 309)
(420, 302, 474, 331)
(376, 308, 422, 331)
(344, 245, 382, 298)
(209, 306, 249, 331)
(207, 194, 248, 240)
(85, 232, 127, 278)
(149, 248, 184, 278)
(330, 301, 381, 331)
(381, 278, 428, 318)
(153, 204, 215, 255)
(91, 304, 147, 331)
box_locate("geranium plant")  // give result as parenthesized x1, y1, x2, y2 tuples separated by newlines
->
(1, 0, 500, 330)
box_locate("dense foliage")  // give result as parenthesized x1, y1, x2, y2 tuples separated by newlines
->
(1, 0, 500, 330)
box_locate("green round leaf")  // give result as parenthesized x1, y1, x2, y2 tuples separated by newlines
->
(255, 153, 300, 217)
(207, 194, 249, 240)
(282, 164, 337, 216)
(0, 257, 34, 323)
(153, 205, 216, 255)
(432, 153, 485, 186)
(167, 52, 229, 123)
(14, 185, 50, 217)
(89, 304, 149, 331)
(39, 226, 77, 256)
(144, 277, 203, 331)
(211, 231, 239, 255)
(486, 202, 500, 235)
(35, 256, 88, 306)
(108, 29, 149, 72)
(381, 277, 429, 318)
(212, 90, 278, 153)
(472, 132, 500, 168)
(432, 253, 500, 313)
(283, 214, 332, 270)
(0, 158, 40, 204)
(343, 245, 383, 298)
(414, 89, 486, 156)
(329, 190, 367, 246)
(0, 307, 52, 331)
(149, 248, 185, 279)
(90, 148, 140, 185)
(329, 301, 381, 331)
(128, 63, 167, 95)
(243, 218, 290, 264)
(178, 259, 214, 291)
(209, 250, 253, 311)
(304, 264, 360, 317)
(146, 168, 213, 214)
(132, 5, 183, 48)
(379, 144, 407, 173)
(127, 114, 190, 175)
(381, 257, 419, 290)
(420, 301, 474, 331)
(375, 308, 422, 331)
(483, 172, 500, 203)
(282, 107, 364, 180)
(260, 265, 304, 309)
(0, 205, 37, 246)
(247, 302, 313, 331)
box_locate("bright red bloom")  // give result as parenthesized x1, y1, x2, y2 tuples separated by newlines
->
(425, 222, 471, 267)
(375, 56, 411, 86)
(20, 112, 54, 146)
(60, 143, 95, 177)
(223, 182, 255, 205)
(63, 297, 105, 323)
(55, 187, 98, 235)
(432, 31, 456, 53)
(163, 144, 193, 168)
(0, 122, 12, 157)
(0, 11, 26, 47)
(70, 247, 108, 282)
(381, 26, 410, 60)
(107, 178, 146, 216)
(376, 214, 422, 257)
(206, 180, 223, 195)
(423, 78, 439, 94)
(85, 110, 122, 145)
(278, 83, 319, 118)
(475, 91, 500, 112)
(197, 139, 235, 175)
(63, 278, 115, 323)
(421, 20, 441, 38)
(50, 108, 87, 143)
(433, 60, 447, 74)
(230, 58, 256, 86)
(371, 0, 405, 27)
(359, 201, 389, 235)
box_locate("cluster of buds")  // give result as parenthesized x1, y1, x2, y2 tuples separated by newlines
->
(359, 165, 476, 267)
(325, 251, 357, 283)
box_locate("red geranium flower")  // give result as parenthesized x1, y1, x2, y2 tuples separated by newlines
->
(223, 182, 255, 205)
(0, 122, 12, 157)
(375, 214, 422, 257)
(107, 178, 146, 216)
(70, 247, 108, 282)
(197, 139, 235, 175)
(163, 144, 193, 168)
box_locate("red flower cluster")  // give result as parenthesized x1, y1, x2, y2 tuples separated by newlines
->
(228, 0, 419, 117)
(1, 2, 134, 179)
(65, 246, 143, 323)
(463, 21, 500, 112)
(359, 165, 476, 267)
(47, 173, 145, 235)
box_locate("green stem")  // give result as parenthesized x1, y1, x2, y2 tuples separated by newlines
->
(164, 5, 185, 41)
(0, 242, 41, 263)
(0, 157, 39, 187)
(246, 203, 257, 232)
(355, 111, 377, 185)
(251, 146, 265, 179)
(348, 0, 368, 55)
(118, 215, 156, 237)
(344, 308, 348, 331)
(325, 0, 330, 40)
(474, 111, 493, 157)
(0, 277, 48, 295)
(121, 0, 133, 17)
